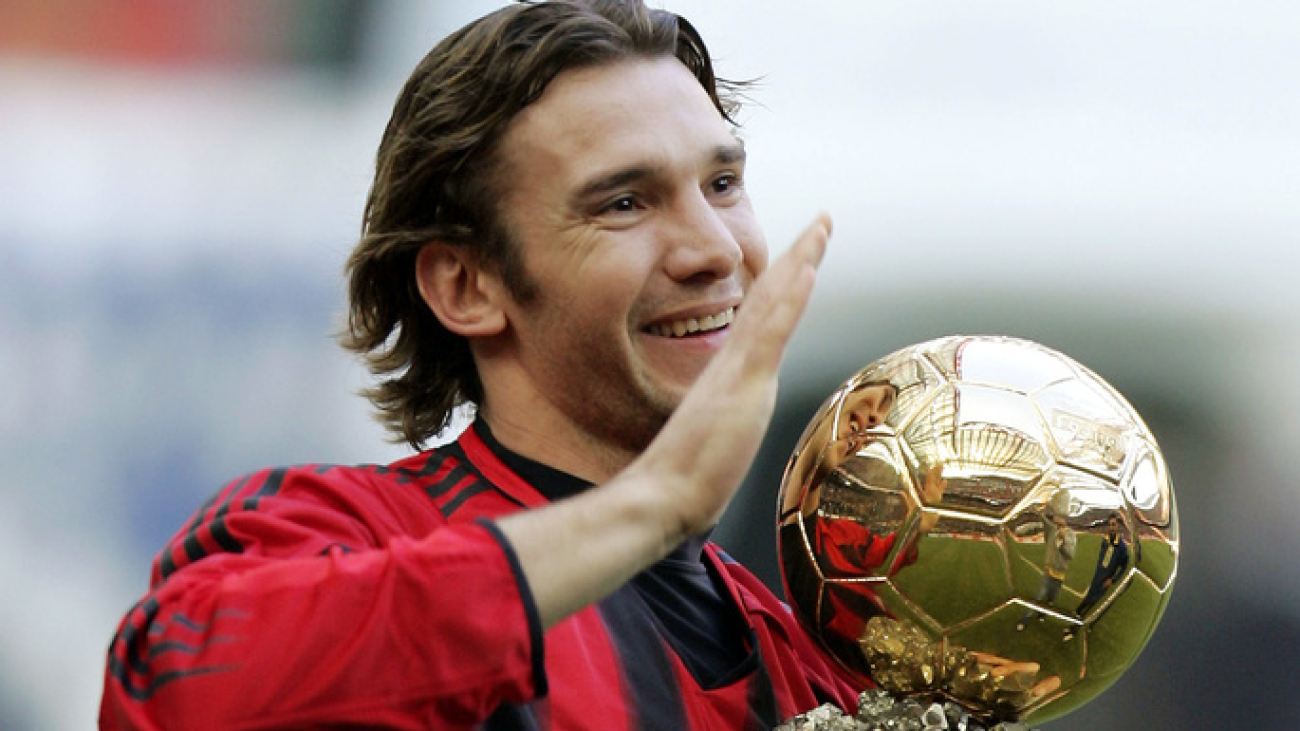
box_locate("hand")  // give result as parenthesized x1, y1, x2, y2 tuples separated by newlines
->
(917, 464, 946, 533)
(919, 464, 946, 505)
(633, 213, 832, 538)
(968, 652, 1063, 700)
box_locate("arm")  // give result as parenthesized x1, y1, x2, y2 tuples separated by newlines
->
(101, 472, 541, 731)
(1061, 528, 1077, 561)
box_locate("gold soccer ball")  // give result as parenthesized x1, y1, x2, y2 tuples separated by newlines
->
(777, 335, 1179, 724)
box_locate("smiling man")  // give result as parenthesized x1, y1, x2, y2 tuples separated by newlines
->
(100, 2, 858, 729)
(450, 56, 767, 478)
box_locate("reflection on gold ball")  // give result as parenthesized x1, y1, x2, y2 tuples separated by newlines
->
(777, 335, 1178, 724)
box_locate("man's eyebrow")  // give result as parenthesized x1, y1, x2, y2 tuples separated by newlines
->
(572, 165, 659, 204)
(569, 141, 748, 206)
(714, 140, 747, 166)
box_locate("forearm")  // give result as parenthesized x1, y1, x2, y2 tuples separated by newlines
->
(497, 466, 678, 629)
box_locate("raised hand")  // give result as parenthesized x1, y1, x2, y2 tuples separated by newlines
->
(635, 213, 832, 537)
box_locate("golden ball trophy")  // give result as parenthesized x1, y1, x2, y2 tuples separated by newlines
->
(776, 336, 1179, 730)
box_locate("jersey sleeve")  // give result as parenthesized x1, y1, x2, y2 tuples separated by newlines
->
(99, 466, 545, 731)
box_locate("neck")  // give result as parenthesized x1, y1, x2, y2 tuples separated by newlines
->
(471, 339, 665, 483)
(477, 400, 641, 485)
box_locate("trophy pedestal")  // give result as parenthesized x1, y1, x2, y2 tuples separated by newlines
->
(776, 690, 1038, 731)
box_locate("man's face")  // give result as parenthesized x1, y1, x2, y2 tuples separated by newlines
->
(839, 384, 896, 436)
(1107, 517, 1120, 538)
(486, 56, 767, 456)
(831, 384, 896, 463)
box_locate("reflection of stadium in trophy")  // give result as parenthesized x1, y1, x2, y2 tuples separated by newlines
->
(904, 384, 1050, 518)
(819, 472, 909, 525)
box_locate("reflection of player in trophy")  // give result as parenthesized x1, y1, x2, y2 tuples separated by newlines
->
(814, 463, 946, 664)
(783, 380, 899, 508)
(779, 380, 951, 670)
(1074, 514, 1130, 618)
(1016, 504, 1077, 631)
(779, 380, 900, 567)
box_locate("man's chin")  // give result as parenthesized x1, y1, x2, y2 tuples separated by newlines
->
(652, 382, 695, 416)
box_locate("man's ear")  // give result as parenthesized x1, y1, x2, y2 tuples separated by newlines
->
(415, 242, 507, 337)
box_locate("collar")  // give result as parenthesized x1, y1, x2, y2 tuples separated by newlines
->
(459, 418, 707, 563)
(457, 418, 592, 507)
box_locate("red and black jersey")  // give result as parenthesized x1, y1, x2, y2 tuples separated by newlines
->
(101, 421, 860, 730)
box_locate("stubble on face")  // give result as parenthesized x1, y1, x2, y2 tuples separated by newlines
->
(532, 285, 680, 456)
(471, 210, 685, 471)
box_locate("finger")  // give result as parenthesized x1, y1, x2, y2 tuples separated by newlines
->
(724, 213, 831, 367)
(1032, 676, 1062, 697)
(990, 661, 1039, 678)
(634, 214, 833, 535)
(774, 213, 831, 295)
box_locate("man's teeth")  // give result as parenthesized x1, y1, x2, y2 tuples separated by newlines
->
(649, 307, 736, 337)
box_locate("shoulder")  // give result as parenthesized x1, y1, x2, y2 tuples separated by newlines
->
(705, 544, 790, 617)
(213, 441, 508, 529)
(225, 446, 479, 508)
(203, 458, 440, 516)
(149, 450, 481, 585)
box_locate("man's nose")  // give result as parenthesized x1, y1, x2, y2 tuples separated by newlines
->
(662, 190, 743, 283)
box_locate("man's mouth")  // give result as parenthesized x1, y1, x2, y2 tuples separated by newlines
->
(646, 307, 736, 338)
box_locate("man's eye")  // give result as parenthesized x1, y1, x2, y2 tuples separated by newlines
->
(602, 195, 639, 214)
(710, 173, 741, 194)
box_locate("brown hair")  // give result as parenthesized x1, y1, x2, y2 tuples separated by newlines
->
(341, 0, 745, 449)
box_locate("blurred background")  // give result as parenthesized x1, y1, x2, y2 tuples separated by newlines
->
(2, 1, 1297, 728)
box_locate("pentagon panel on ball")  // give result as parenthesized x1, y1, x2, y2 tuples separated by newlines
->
(777, 335, 1179, 725)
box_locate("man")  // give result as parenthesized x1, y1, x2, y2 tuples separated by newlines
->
(1074, 514, 1130, 618)
(100, 2, 860, 729)
(1016, 506, 1077, 632)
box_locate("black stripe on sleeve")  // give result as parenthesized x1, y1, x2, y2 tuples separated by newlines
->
(393, 453, 449, 484)
(160, 474, 252, 580)
(240, 467, 289, 510)
(109, 598, 250, 701)
(441, 482, 491, 518)
(204, 511, 246, 556)
(115, 596, 161, 677)
(144, 635, 240, 660)
(208, 467, 291, 552)
(424, 463, 473, 502)
(159, 468, 289, 582)
(108, 655, 237, 701)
